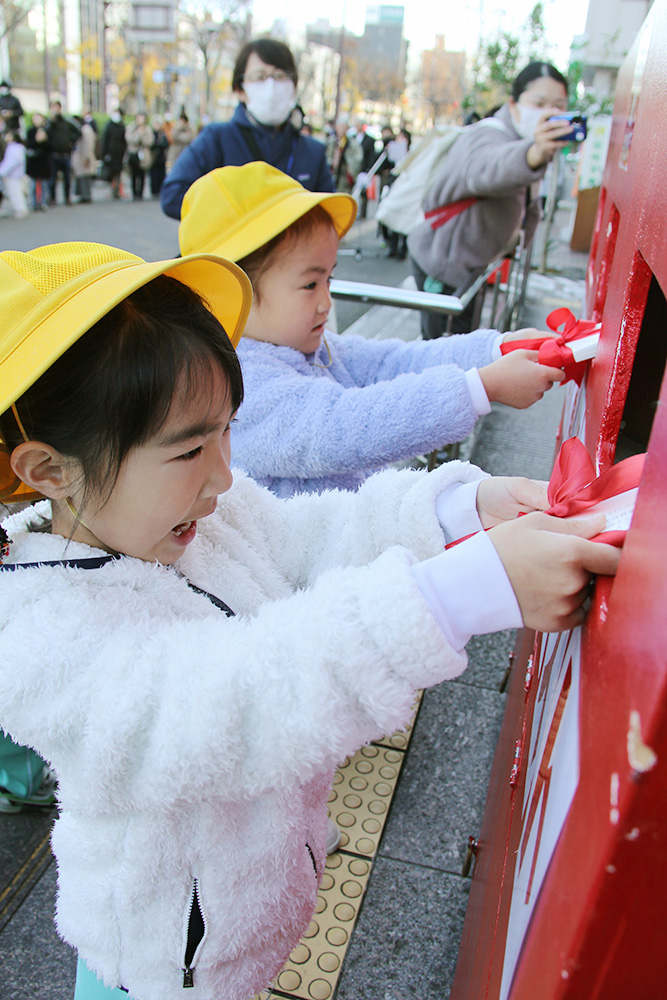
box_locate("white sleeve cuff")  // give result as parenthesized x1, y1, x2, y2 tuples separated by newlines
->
(410, 529, 523, 651)
(464, 368, 492, 416)
(435, 479, 484, 545)
(491, 334, 504, 360)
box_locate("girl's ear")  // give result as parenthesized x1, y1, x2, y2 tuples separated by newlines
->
(10, 442, 78, 500)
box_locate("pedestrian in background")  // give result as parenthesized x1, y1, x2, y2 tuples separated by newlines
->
(71, 114, 97, 203)
(46, 100, 81, 206)
(383, 127, 411, 259)
(149, 114, 169, 198)
(166, 111, 195, 171)
(160, 37, 334, 219)
(331, 121, 363, 194)
(25, 112, 52, 211)
(125, 112, 153, 201)
(353, 119, 378, 219)
(0, 79, 23, 133)
(100, 109, 126, 199)
(0, 130, 29, 218)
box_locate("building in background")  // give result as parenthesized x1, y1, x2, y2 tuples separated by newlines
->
(416, 34, 466, 128)
(306, 6, 407, 127)
(356, 5, 407, 99)
(573, 0, 655, 97)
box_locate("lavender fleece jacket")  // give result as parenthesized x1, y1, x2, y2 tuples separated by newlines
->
(233, 326, 500, 496)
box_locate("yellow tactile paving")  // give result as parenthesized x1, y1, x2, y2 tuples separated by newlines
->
(328, 744, 406, 856)
(374, 689, 424, 751)
(272, 852, 373, 999)
(253, 693, 425, 1000)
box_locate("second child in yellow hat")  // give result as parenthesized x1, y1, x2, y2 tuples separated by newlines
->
(179, 162, 565, 498)
(0, 242, 620, 1000)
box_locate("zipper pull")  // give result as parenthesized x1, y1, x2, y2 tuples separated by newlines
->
(183, 967, 194, 988)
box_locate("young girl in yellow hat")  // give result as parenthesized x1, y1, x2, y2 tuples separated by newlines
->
(0, 242, 618, 1000)
(179, 162, 565, 497)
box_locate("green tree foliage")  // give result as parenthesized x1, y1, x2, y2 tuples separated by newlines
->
(464, 2, 552, 115)
(567, 39, 616, 116)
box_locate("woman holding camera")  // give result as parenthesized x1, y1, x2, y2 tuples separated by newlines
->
(408, 61, 572, 337)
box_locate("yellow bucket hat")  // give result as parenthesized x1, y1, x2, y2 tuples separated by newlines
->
(179, 162, 357, 262)
(0, 241, 252, 503)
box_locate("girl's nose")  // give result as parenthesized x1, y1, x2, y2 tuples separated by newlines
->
(205, 443, 233, 496)
(317, 286, 332, 314)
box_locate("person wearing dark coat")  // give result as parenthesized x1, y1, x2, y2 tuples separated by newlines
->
(101, 110, 127, 199)
(0, 80, 23, 132)
(46, 100, 81, 205)
(149, 114, 169, 198)
(160, 38, 334, 220)
(354, 121, 379, 219)
(25, 112, 52, 210)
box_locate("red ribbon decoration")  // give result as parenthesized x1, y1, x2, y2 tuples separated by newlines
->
(500, 307, 600, 385)
(445, 437, 645, 551)
(546, 437, 645, 547)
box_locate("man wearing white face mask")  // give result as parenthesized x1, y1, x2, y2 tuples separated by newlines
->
(161, 38, 335, 220)
(408, 61, 572, 337)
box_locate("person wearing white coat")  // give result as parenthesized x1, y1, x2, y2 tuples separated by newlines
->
(1, 460, 518, 1000)
(0, 130, 28, 218)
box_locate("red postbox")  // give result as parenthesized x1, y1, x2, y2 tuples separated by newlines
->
(450, 3, 667, 997)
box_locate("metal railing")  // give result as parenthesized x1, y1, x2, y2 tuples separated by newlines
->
(331, 239, 532, 335)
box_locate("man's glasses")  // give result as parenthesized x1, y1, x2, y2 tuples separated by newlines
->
(244, 70, 295, 84)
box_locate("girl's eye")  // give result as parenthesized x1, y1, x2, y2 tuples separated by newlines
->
(303, 281, 317, 290)
(178, 445, 203, 461)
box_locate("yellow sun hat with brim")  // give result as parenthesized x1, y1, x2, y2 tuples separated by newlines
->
(178, 162, 357, 263)
(0, 240, 252, 504)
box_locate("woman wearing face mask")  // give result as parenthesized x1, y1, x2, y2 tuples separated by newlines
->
(160, 38, 335, 220)
(408, 61, 571, 338)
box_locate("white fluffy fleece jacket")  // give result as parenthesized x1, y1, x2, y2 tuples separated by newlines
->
(0, 463, 483, 1000)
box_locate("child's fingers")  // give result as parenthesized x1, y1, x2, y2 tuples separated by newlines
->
(487, 512, 622, 632)
(507, 476, 550, 512)
(530, 511, 606, 538)
(539, 363, 566, 384)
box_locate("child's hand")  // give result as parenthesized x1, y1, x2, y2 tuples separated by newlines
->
(476, 476, 549, 528)
(478, 350, 565, 408)
(487, 511, 621, 632)
(501, 327, 560, 344)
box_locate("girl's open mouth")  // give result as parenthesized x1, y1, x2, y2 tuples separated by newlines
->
(172, 520, 197, 544)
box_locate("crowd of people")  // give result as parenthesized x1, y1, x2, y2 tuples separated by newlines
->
(0, 40, 604, 1000)
(0, 81, 198, 217)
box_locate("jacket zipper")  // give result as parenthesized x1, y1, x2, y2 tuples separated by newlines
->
(182, 877, 207, 988)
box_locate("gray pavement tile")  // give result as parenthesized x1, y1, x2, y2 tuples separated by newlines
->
(380, 683, 505, 874)
(335, 856, 469, 1000)
(0, 810, 54, 877)
(458, 629, 516, 691)
(0, 860, 76, 999)
(471, 389, 564, 480)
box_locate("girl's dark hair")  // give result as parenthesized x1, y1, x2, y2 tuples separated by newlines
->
(237, 204, 335, 300)
(232, 39, 298, 91)
(1, 275, 243, 506)
(511, 62, 568, 102)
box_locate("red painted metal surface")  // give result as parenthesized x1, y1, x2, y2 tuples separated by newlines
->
(450, 3, 667, 997)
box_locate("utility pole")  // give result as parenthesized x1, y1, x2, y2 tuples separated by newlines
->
(42, 0, 52, 107)
(334, 0, 346, 123)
